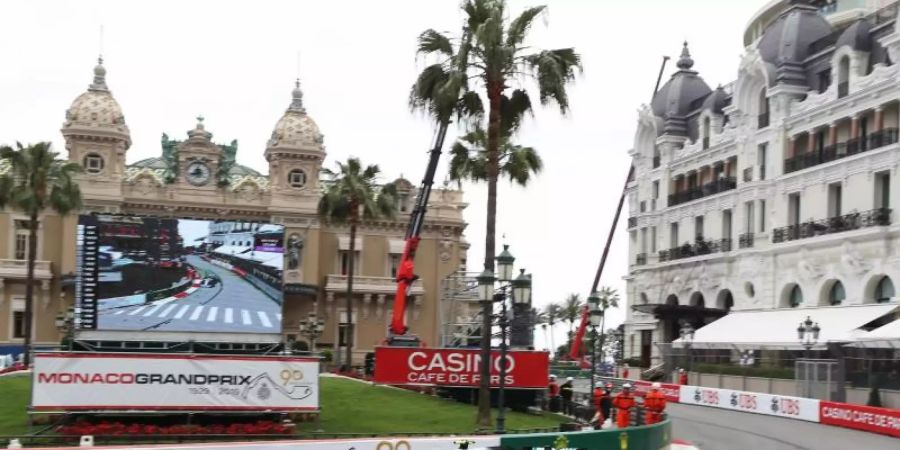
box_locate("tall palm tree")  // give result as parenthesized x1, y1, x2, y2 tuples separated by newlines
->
(448, 125, 543, 187)
(594, 286, 620, 362)
(561, 293, 583, 339)
(318, 158, 398, 370)
(536, 302, 560, 355)
(0, 142, 82, 366)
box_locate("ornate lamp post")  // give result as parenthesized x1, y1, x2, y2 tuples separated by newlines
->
(299, 312, 325, 353)
(797, 315, 820, 359)
(587, 292, 603, 394)
(680, 323, 695, 377)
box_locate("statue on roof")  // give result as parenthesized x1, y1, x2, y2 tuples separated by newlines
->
(161, 133, 179, 184)
(217, 139, 238, 187)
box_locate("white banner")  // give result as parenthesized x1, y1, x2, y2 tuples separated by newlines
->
(32, 352, 318, 412)
(678, 385, 819, 422)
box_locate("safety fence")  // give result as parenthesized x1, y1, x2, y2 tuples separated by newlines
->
(594, 376, 900, 438)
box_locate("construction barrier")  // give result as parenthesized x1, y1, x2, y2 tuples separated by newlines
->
(499, 420, 671, 450)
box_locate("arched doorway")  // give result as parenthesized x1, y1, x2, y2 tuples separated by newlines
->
(690, 292, 705, 308)
(716, 289, 734, 312)
(828, 280, 846, 306)
(874, 276, 895, 303)
(666, 294, 679, 306)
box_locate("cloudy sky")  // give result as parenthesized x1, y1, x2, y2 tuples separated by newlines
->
(0, 0, 768, 349)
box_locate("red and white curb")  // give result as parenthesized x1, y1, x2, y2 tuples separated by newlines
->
(672, 438, 699, 449)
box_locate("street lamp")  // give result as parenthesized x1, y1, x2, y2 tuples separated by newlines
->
(680, 323, 695, 377)
(495, 267, 532, 434)
(587, 292, 603, 395)
(797, 316, 820, 359)
(299, 312, 325, 353)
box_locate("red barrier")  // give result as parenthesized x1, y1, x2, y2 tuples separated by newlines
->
(631, 379, 681, 403)
(819, 401, 900, 438)
(373, 346, 549, 388)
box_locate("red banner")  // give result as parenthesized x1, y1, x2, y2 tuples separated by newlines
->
(631, 380, 681, 402)
(373, 347, 549, 389)
(819, 401, 900, 437)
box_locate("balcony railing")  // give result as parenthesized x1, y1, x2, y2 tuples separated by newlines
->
(784, 128, 899, 174)
(758, 112, 769, 129)
(772, 208, 892, 243)
(325, 274, 425, 295)
(627, 217, 638, 228)
(658, 238, 732, 262)
(635, 253, 647, 266)
(838, 81, 848, 98)
(738, 232, 754, 249)
(667, 176, 737, 207)
(652, 156, 660, 168)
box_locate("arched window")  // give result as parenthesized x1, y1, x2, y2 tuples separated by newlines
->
(790, 285, 803, 308)
(829, 281, 846, 305)
(875, 276, 895, 303)
(702, 117, 711, 149)
(690, 292, 705, 308)
(717, 289, 734, 312)
(640, 293, 649, 304)
(666, 294, 679, 306)
(758, 88, 769, 128)
(837, 56, 850, 98)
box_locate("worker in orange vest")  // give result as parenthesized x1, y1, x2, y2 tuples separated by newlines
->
(612, 383, 636, 428)
(644, 382, 667, 424)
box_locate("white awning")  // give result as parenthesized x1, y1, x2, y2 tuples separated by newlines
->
(866, 317, 900, 339)
(389, 239, 406, 254)
(338, 236, 363, 251)
(674, 304, 899, 350)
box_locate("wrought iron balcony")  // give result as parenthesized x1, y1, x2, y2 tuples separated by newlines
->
(635, 253, 647, 266)
(738, 232, 754, 249)
(667, 176, 737, 206)
(772, 208, 892, 243)
(784, 129, 899, 174)
(657, 238, 732, 262)
(757, 112, 769, 129)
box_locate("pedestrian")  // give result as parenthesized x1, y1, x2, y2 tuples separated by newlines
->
(600, 383, 613, 426)
(612, 383, 636, 428)
(644, 382, 667, 425)
(678, 368, 688, 385)
(622, 363, 630, 380)
(547, 375, 560, 411)
(560, 376, 575, 416)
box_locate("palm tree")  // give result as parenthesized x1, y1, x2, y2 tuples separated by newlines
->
(594, 286, 620, 363)
(318, 158, 398, 370)
(448, 125, 543, 187)
(0, 142, 82, 366)
(561, 293, 583, 339)
(536, 302, 560, 355)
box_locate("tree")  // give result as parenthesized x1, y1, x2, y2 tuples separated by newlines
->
(418, 0, 580, 428)
(0, 142, 83, 366)
(448, 125, 543, 188)
(561, 293, 583, 339)
(593, 287, 620, 366)
(318, 158, 398, 370)
(535, 302, 561, 356)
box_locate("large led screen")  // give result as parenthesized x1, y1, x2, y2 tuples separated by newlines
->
(75, 215, 284, 335)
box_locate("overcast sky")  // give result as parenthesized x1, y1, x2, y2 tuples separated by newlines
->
(1, 0, 769, 350)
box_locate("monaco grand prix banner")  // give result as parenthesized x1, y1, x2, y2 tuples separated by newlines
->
(32, 353, 319, 412)
(678, 385, 819, 422)
(373, 346, 549, 388)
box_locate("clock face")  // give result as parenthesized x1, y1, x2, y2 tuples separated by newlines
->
(185, 161, 211, 186)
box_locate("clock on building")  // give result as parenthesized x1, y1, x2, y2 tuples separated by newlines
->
(185, 161, 211, 186)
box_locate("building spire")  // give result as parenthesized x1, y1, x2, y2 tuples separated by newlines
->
(288, 78, 306, 113)
(677, 41, 694, 70)
(89, 56, 109, 92)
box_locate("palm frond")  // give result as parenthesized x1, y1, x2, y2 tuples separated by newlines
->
(501, 143, 542, 186)
(523, 48, 582, 114)
(417, 29, 454, 57)
(500, 89, 533, 135)
(506, 5, 546, 47)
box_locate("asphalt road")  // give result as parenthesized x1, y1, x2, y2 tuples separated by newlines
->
(98, 255, 282, 333)
(571, 378, 895, 449)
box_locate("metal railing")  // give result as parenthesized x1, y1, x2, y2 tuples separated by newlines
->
(772, 208, 892, 243)
(784, 128, 899, 173)
(658, 238, 732, 262)
(738, 232, 754, 249)
(667, 176, 736, 206)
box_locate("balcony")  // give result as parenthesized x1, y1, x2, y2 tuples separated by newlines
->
(838, 81, 848, 98)
(627, 217, 638, 228)
(757, 112, 769, 129)
(738, 232, 754, 249)
(742, 167, 752, 182)
(784, 129, 899, 174)
(657, 238, 732, 262)
(635, 253, 647, 266)
(772, 208, 891, 243)
(325, 274, 424, 296)
(0, 259, 53, 280)
(667, 176, 737, 207)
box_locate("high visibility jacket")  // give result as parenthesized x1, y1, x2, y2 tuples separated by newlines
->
(644, 390, 667, 424)
(548, 382, 560, 397)
(612, 392, 635, 428)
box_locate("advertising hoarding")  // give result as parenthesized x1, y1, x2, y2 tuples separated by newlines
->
(373, 346, 549, 389)
(32, 352, 318, 412)
(819, 401, 900, 437)
(631, 379, 681, 402)
(75, 215, 284, 335)
(678, 385, 820, 422)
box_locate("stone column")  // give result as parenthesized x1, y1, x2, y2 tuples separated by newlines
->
(875, 106, 884, 132)
(850, 115, 860, 139)
(828, 123, 837, 146)
(807, 130, 817, 154)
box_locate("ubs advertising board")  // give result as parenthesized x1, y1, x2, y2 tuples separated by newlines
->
(373, 346, 549, 388)
(678, 385, 820, 422)
(32, 353, 318, 412)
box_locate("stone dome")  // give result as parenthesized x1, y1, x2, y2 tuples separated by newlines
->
(650, 42, 711, 136)
(267, 79, 324, 150)
(756, 1, 833, 85)
(63, 58, 128, 132)
(702, 85, 729, 115)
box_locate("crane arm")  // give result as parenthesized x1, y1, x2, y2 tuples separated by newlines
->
(568, 305, 590, 361)
(389, 121, 450, 336)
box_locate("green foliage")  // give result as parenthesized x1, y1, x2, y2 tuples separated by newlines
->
(448, 125, 543, 187)
(561, 294, 583, 336)
(320, 349, 334, 362)
(0, 142, 83, 216)
(318, 158, 398, 225)
(0, 376, 30, 435)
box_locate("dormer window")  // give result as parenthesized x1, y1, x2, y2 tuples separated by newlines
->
(837, 56, 850, 98)
(757, 88, 769, 128)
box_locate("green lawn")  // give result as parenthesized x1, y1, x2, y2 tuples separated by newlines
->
(0, 374, 564, 436)
(0, 375, 30, 435)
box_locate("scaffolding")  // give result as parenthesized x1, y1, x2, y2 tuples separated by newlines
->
(439, 270, 483, 348)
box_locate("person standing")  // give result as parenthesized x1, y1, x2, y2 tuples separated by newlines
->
(622, 363, 630, 380)
(600, 383, 613, 426)
(547, 375, 561, 411)
(612, 383, 636, 428)
(644, 382, 667, 424)
(678, 368, 688, 385)
(560, 377, 575, 416)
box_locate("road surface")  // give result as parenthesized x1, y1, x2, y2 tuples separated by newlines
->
(98, 255, 282, 333)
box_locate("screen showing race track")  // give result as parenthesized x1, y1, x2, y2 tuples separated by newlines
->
(75, 215, 284, 335)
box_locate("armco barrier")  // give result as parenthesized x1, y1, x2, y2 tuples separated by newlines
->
(820, 400, 900, 438)
(500, 420, 671, 450)
(677, 385, 820, 422)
